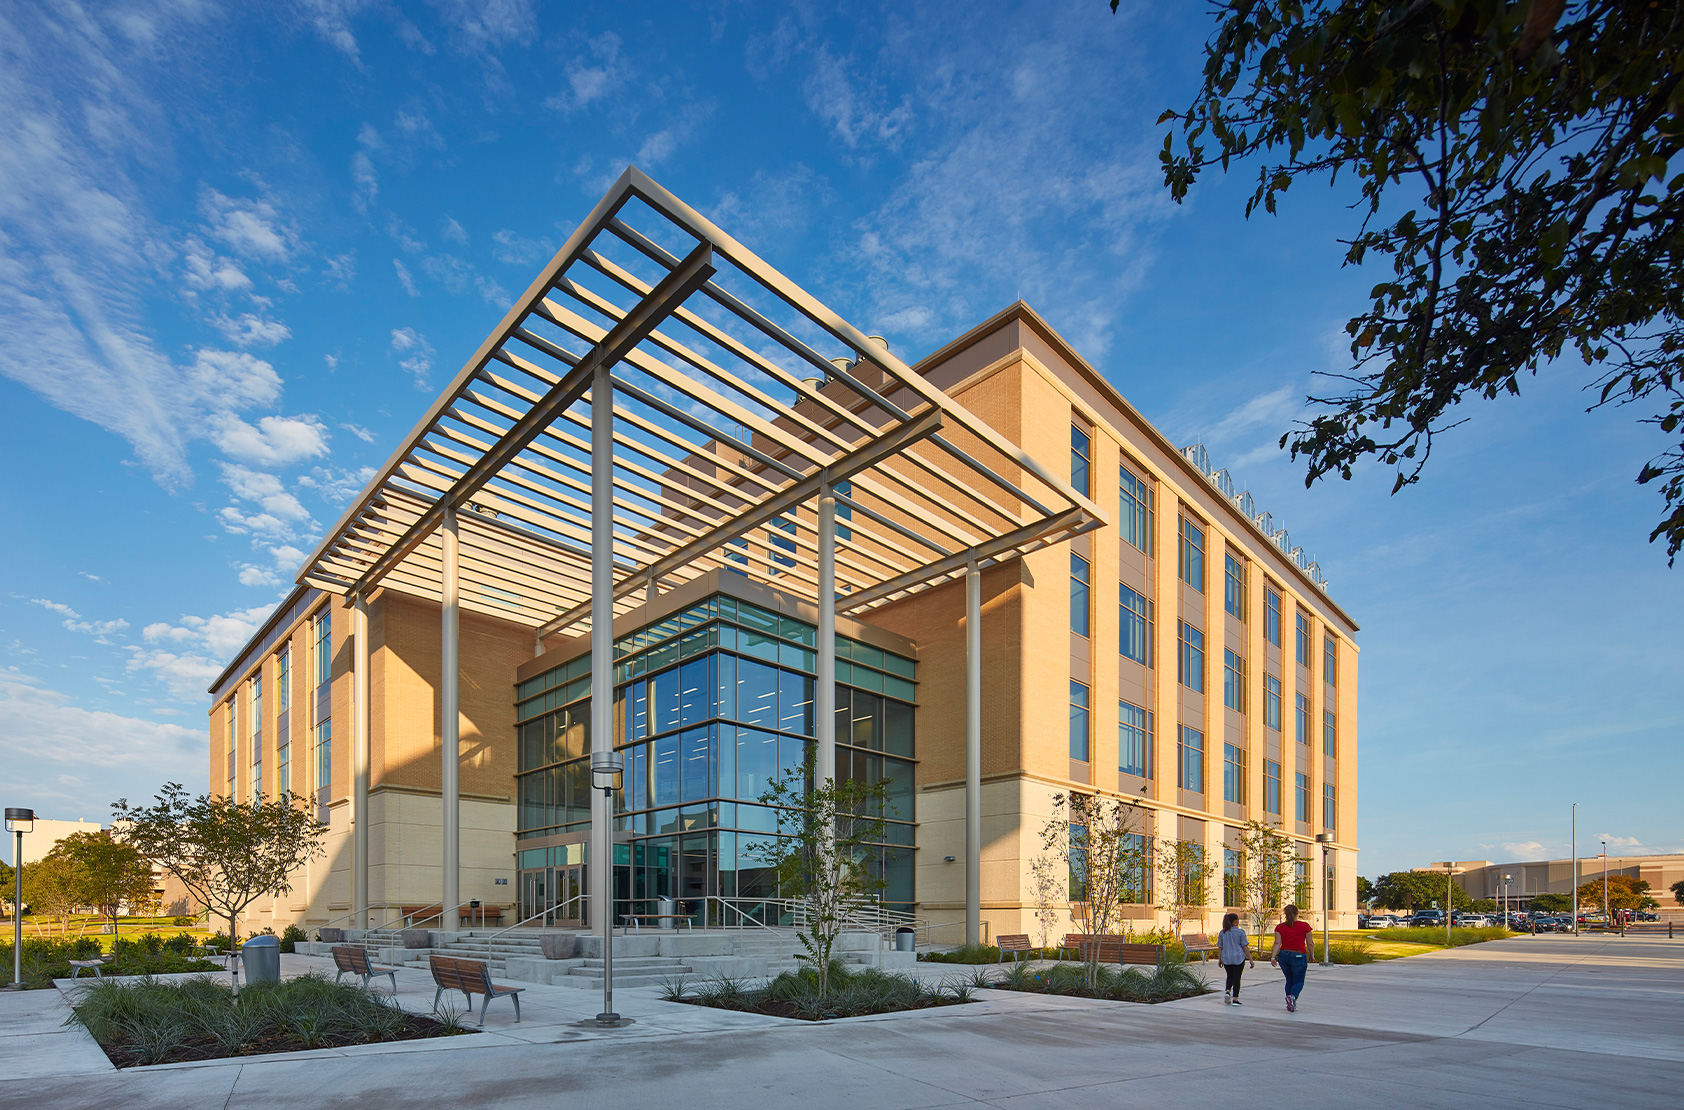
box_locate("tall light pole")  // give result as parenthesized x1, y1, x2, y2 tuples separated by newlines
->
(588, 750, 628, 1028)
(1502, 873, 1511, 928)
(1601, 841, 1608, 926)
(6, 808, 34, 991)
(1570, 803, 1578, 935)
(1315, 833, 1334, 965)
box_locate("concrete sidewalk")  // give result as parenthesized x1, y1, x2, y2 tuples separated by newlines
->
(1, 934, 1676, 1108)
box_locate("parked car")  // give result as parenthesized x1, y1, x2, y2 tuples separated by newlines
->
(1634, 911, 1658, 921)
(1408, 910, 1445, 927)
(1453, 913, 1489, 927)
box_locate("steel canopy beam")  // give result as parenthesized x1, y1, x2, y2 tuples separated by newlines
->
(347, 241, 717, 597)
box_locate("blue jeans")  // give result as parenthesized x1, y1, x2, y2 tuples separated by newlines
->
(1278, 950, 1308, 999)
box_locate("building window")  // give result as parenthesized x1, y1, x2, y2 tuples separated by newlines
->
(250, 674, 263, 801)
(1177, 622, 1205, 693)
(1323, 782, 1336, 830)
(313, 611, 332, 689)
(1119, 584, 1152, 666)
(1119, 701, 1151, 777)
(277, 646, 290, 711)
(769, 515, 797, 576)
(1263, 760, 1282, 815)
(1122, 832, 1152, 903)
(1119, 465, 1154, 553)
(1070, 553, 1090, 637)
(1224, 554, 1245, 620)
(834, 479, 853, 543)
(1296, 693, 1311, 746)
(277, 733, 290, 797)
(1264, 587, 1281, 646)
(1296, 613, 1311, 669)
(1324, 633, 1338, 686)
(1263, 675, 1282, 731)
(314, 719, 332, 819)
(1070, 423, 1091, 497)
(1178, 516, 1205, 591)
(225, 701, 236, 798)
(1295, 772, 1311, 823)
(1177, 725, 1205, 792)
(1223, 650, 1245, 713)
(1069, 680, 1090, 762)
(313, 610, 332, 818)
(1069, 818, 1089, 901)
(1295, 856, 1310, 905)
(1223, 743, 1245, 804)
(1323, 710, 1337, 757)
(1224, 847, 1243, 906)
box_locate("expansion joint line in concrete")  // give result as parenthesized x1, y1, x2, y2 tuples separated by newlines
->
(1451, 936, 1618, 1040)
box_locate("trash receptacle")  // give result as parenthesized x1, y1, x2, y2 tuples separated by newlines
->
(657, 896, 678, 929)
(242, 935, 281, 984)
(894, 926, 916, 952)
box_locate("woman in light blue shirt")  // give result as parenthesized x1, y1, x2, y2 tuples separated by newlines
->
(1218, 912, 1254, 1004)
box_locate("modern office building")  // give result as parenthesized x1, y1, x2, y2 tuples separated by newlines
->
(1438, 855, 1684, 909)
(208, 168, 1360, 943)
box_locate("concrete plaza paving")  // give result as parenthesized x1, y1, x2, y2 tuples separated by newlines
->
(1, 933, 1677, 1108)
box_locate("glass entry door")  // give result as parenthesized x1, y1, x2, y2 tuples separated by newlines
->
(520, 862, 586, 926)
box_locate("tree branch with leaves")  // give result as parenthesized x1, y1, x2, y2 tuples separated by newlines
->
(1038, 793, 1153, 984)
(1148, 0, 1684, 560)
(112, 783, 326, 990)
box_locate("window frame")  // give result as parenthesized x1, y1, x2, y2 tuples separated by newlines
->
(1119, 700, 1150, 777)
(1263, 759, 1282, 815)
(1177, 725, 1205, 792)
(1070, 552, 1090, 638)
(1264, 586, 1281, 647)
(1177, 621, 1205, 693)
(1178, 516, 1205, 591)
(1070, 423, 1092, 498)
(1119, 584, 1152, 667)
(1069, 680, 1090, 763)
(1224, 554, 1245, 620)
(1223, 649, 1245, 713)
(1119, 464, 1154, 553)
(1223, 742, 1245, 805)
(1263, 674, 1282, 731)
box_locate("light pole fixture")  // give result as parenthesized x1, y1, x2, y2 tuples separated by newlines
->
(1315, 833, 1334, 966)
(1601, 841, 1608, 927)
(6, 808, 34, 991)
(1502, 874, 1511, 929)
(1570, 802, 1578, 934)
(586, 750, 631, 1029)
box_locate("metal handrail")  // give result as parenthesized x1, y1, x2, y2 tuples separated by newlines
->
(357, 900, 486, 936)
(479, 892, 587, 945)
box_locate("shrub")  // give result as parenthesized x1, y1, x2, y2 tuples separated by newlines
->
(68, 972, 459, 1067)
(0, 937, 221, 990)
(679, 962, 968, 1020)
(173, 916, 198, 927)
(984, 958, 1209, 1004)
(921, 944, 1001, 964)
(279, 925, 307, 953)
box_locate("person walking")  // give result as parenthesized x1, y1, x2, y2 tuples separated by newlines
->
(1218, 912, 1253, 1005)
(1270, 903, 1314, 1012)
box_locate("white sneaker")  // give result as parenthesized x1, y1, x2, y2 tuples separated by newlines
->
(1223, 990, 1232, 1004)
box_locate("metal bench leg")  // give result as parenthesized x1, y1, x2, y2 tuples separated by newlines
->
(383, 970, 396, 993)
(477, 994, 488, 1027)
(433, 986, 443, 1014)
(510, 993, 520, 1023)
(337, 970, 346, 985)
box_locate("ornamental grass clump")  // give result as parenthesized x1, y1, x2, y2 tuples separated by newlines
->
(982, 957, 1209, 1005)
(67, 972, 458, 1068)
(667, 961, 969, 1021)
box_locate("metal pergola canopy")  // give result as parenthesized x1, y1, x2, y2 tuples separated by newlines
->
(299, 167, 1103, 635)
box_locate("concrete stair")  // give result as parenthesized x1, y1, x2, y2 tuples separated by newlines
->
(567, 955, 692, 989)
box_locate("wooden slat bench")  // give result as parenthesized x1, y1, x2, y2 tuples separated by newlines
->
(429, 955, 524, 1026)
(1062, 934, 1165, 966)
(619, 912, 694, 933)
(402, 905, 504, 927)
(332, 945, 399, 992)
(996, 934, 1034, 963)
(1180, 933, 1216, 962)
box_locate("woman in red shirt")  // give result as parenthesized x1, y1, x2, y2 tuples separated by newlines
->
(1270, 904, 1314, 1011)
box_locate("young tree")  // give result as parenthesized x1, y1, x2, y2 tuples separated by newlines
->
(22, 855, 84, 934)
(1530, 892, 1572, 914)
(1037, 793, 1151, 984)
(1236, 821, 1297, 935)
(1155, 838, 1212, 942)
(53, 831, 156, 934)
(112, 783, 326, 989)
(1672, 879, 1684, 906)
(1026, 855, 1064, 950)
(1576, 874, 1658, 915)
(747, 755, 890, 1000)
(1356, 875, 1375, 908)
(1147, 1, 1684, 560)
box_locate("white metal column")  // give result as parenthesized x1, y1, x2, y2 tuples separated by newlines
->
(816, 485, 837, 795)
(965, 560, 981, 947)
(352, 594, 370, 931)
(441, 506, 461, 933)
(588, 369, 615, 935)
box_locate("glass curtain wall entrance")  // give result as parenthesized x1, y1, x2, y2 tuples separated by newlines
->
(515, 591, 917, 927)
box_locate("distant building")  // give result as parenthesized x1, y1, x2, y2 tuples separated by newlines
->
(14, 817, 104, 865)
(1444, 854, 1684, 908)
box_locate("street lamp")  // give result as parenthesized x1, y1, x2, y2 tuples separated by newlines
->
(1570, 802, 1578, 934)
(1315, 833, 1334, 966)
(587, 750, 630, 1029)
(1502, 874, 1511, 929)
(1601, 841, 1608, 928)
(6, 808, 34, 991)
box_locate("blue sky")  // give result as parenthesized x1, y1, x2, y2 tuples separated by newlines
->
(1, 1, 1677, 876)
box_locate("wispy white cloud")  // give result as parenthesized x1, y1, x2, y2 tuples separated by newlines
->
(804, 48, 913, 150)
(390, 326, 434, 388)
(419, 253, 508, 305)
(441, 216, 469, 245)
(28, 598, 80, 618)
(544, 31, 625, 112)
(210, 414, 330, 468)
(490, 228, 554, 267)
(199, 187, 299, 263)
(394, 258, 419, 296)
(212, 312, 293, 347)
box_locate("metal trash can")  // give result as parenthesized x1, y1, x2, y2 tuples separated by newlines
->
(241, 935, 281, 984)
(657, 896, 678, 929)
(894, 926, 916, 952)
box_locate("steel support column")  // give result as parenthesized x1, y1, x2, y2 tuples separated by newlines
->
(441, 507, 461, 933)
(816, 485, 837, 802)
(965, 560, 981, 948)
(352, 594, 371, 931)
(589, 370, 615, 935)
